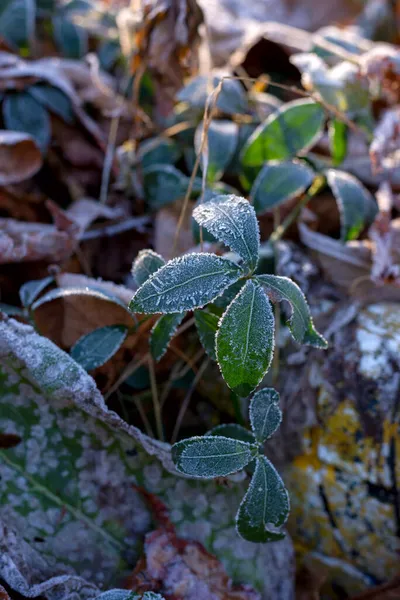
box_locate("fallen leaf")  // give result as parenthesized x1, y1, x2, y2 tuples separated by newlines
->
(359, 43, 400, 104)
(0, 131, 43, 185)
(370, 107, 400, 173)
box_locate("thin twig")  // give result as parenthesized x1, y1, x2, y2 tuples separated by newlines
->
(104, 352, 150, 400)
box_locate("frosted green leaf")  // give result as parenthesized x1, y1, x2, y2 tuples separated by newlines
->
(172, 435, 254, 478)
(241, 99, 325, 167)
(143, 165, 199, 210)
(177, 75, 248, 115)
(132, 249, 165, 287)
(53, 14, 88, 58)
(70, 325, 128, 371)
(139, 138, 180, 169)
(0, 303, 23, 316)
(3, 92, 51, 153)
(249, 388, 282, 443)
(129, 253, 242, 314)
(19, 276, 53, 308)
(216, 280, 274, 397)
(150, 312, 185, 361)
(207, 423, 255, 444)
(194, 308, 220, 360)
(250, 160, 314, 214)
(29, 84, 75, 124)
(0, 0, 35, 48)
(236, 456, 289, 543)
(195, 120, 238, 183)
(193, 196, 260, 272)
(329, 119, 347, 166)
(95, 592, 164, 600)
(257, 275, 327, 349)
(31, 286, 130, 312)
(212, 279, 245, 309)
(327, 169, 377, 241)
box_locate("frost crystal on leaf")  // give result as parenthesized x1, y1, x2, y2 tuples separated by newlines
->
(216, 280, 275, 397)
(129, 253, 242, 314)
(249, 388, 282, 443)
(132, 250, 165, 287)
(193, 195, 260, 272)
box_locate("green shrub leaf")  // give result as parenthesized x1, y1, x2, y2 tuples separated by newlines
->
(132, 249, 165, 287)
(177, 75, 248, 115)
(257, 275, 327, 348)
(150, 312, 185, 361)
(29, 84, 75, 124)
(236, 456, 289, 542)
(0, 0, 35, 48)
(195, 120, 238, 183)
(207, 423, 255, 444)
(216, 280, 274, 397)
(139, 138, 180, 169)
(19, 276, 53, 308)
(53, 15, 88, 58)
(194, 308, 220, 360)
(250, 160, 314, 214)
(193, 195, 260, 272)
(326, 169, 377, 241)
(129, 253, 242, 314)
(3, 92, 51, 153)
(172, 435, 254, 478)
(249, 388, 282, 443)
(328, 119, 347, 166)
(241, 99, 324, 167)
(70, 325, 128, 371)
(143, 165, 199, 210)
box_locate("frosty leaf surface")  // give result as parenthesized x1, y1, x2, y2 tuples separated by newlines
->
(257, 275, 328, 348)
(250, 160, 314, 214)
(132, 249, 165, 287)
(70, 325, 128, 370)
(129, 253, 242, 314)
(150, 313, 185, 361)
(249, 388, 282, 443)
(236, 456, 289, 543)
(206, 423, 255, 444)
(172, 436, 254, 478)
(95, 592, 164, 600)
(19, 275, 53, 308)
(194, 308, 220, 361)
(326, 169, 377, 241)
(194, 120, 238, 183)
(241, 99, 325, 167)
(216, 280, 274, 397)
(193, 196, 260, 272)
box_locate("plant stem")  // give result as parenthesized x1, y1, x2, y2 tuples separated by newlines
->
(148, 356, 164, 441)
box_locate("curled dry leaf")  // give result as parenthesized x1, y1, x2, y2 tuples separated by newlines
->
(370, 107, 400, 173)
(0, 131, 43, 185)
(369, 182, 400, 286)
(359, 43, 400, 104)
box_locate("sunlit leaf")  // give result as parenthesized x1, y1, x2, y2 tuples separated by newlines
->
(328, 119, 348, 166)
(70, 325, 128, 371)
(150, 312, 185, 361)
(172, 435, 254, 478)
(132, 249, 165, 288)
(216, 280, 274, 397)
(129, 253, 242, 314)
(257, 275, 328, 348)
(249, 388, 282, 443)
(236, 455, 289, 543)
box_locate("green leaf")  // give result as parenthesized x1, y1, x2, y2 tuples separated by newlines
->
(139, 138, 180, 169)
(241, 99, 325, 167)
(194, 308, 220, 360)
(95, 590, 165, 600)
(195, 120, 238, 183)
(70, 325, 128, 371)
(0, 0, 35, 48)
(150, 312, 185, 361)
(31, 286, 130, 312)
(216, 280, 274, 397)
(143, 165, 198, 210)
(236, 455, 289, 543)
(193, 195, 260, 272)
(28, 84, 75, 124)
(326, 169, 377, 241)
(3, 92, 51, 153)
(0, 303, 24, 316)
(132, 249, 165, 287)
(250, 160, 314, 214)
(19, 276, 53, 308)
(172, 435, 254, 478)
(53, 15, 88, 58)
(129, 253, 242, 314)
(207, 423, 255, 444)
(177, 75, 248, 115)
(328, 119, 348, 166)
(257, 275, 327, 348)
(249, 388, 282, 443)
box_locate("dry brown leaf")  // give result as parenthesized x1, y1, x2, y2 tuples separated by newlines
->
(0, 131, 43, 185)
(370, 107, 400, 173)
(359, 43, 400, 104)
(0, 585, 10, 600)
(369, 182, 400, 285)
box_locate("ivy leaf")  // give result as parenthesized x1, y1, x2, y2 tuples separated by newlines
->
(194, 120, 238, 183)
(129, 253, 242, 314)
(257, 275, 327, 349)
(70, 325, 128, 371)
(193, 196, 260, 272)
(150, 312, 185, 361)
(249, 388, 282, 443)
(328, 120, 347, 166)
(194, 308, 220, 361)
(250, 160, 314, 214)
(28, 84, 75, 124)
(241, 99, 325, 167)
(216, 280, 274, 397)
(236, 455, 289, 543)
(206, 423, 255, 444)
(132, 249, 165, 287)
(326, 169, 377, 241)
(19, 276, 53, 308)
(0, 0, 35, 48)
(172, 435, 254, 478)
(3, 92, 51, 153)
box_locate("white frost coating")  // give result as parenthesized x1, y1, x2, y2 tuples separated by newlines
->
(131, 249, 165, 288)
(193, 195, 260, 272)
(249, 388, 282, 443)
(129, 253, 242, 314)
